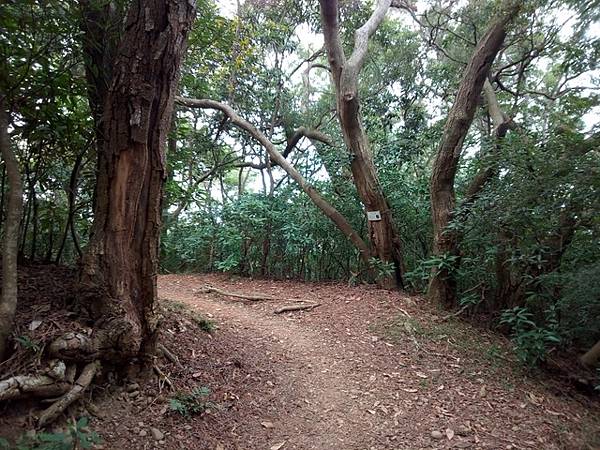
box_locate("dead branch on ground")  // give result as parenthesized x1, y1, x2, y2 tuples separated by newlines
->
(274, 303, 321, 314)
(38, 360, 100, 426)
(200, 284, 320, 314)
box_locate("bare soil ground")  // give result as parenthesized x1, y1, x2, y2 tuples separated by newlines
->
(1, 269, 599, 449)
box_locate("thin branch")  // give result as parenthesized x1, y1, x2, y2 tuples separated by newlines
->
(176, 97, 373, 263)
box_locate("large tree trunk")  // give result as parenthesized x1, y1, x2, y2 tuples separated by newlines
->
(79, 0, 123, 150)
(319, 0, 406, 289)
(73, 0, 196, 362)
(428, 3, 520, 309)
(0, 103, 23, 361)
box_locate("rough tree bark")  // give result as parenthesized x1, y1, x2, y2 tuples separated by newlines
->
(176, 97, 374, 267)
(428, 3, 520, 309)
(319, 0, 411, 289)
(79, 0, 123, 150)
(0, 102, 23, 361)
(64, 0, 197, 363)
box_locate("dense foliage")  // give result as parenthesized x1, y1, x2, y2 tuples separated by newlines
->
(1, 0, 599, 366)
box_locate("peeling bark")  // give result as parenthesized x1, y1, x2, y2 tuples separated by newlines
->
(71, 0, 196, 363)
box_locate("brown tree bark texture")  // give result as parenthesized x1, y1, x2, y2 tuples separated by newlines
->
(428, 3, 520, 308)
(581, 339, 600, 368)
(0, 104, 23, 361)
(319, 0, 405, 289)
(78, 0, 196, 361)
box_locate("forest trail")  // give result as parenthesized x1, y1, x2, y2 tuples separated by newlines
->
(161, 277, 363, 449)
(154, 274, 596, 450)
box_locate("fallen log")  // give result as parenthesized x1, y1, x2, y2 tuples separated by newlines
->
(201, 284, 284, 302)
(200, 284, 320, 314)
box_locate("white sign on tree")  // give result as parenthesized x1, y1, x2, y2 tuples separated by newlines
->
(367, 211, 381, 221)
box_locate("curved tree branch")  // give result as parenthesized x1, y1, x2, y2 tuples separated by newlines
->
(176, 97, 372, 264)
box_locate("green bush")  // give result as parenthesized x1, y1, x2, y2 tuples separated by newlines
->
(0, 417, 101, 450)
(500, 306, 561, 367)
(168, 386, 212, 417)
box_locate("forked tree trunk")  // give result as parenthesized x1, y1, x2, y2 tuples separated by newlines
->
(0, 103, 23, 361)
(73, 0, 196, 362)
(319, 0, 407, 289)
(428, 3, 520, 309)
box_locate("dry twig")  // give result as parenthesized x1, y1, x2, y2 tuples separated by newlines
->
(200, 284, 320, 314)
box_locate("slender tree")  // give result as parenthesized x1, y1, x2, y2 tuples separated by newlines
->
(0, 102, 23, 361)
(319, 0, 412, 289)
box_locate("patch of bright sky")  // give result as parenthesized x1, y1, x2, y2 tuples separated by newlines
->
(207, 0, 598, 196)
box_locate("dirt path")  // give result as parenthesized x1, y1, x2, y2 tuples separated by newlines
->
(155, 274, 598, 450)
(161, 277, 362, 449)
(1, 268, 596, 450)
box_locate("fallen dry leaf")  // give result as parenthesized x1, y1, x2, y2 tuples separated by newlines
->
(270, 442, 286, 450)
(446, 428, 455, 440)
(261, 421, 274, 429)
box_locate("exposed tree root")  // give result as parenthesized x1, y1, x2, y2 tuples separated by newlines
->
(0, 360, 69, 401)
(274, 303, 321, 314)
(157, 343, 183, 369)
(38, 360, 100, 426)
(436, 303, 470, 322)
(200, 284, 320, 314)
(0, 358, 101, 426)
(0, 313, 150, 427)
(153, 363, 173, 391)
(48, 316, 142, 362)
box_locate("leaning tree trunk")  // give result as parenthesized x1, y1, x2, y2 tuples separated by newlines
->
(177, 97, 374, 269)
(70, 0, 196, 363)
(319, 0, 407, 289)
(0, 103, 23, 361)
(428, 3, 520, 309)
